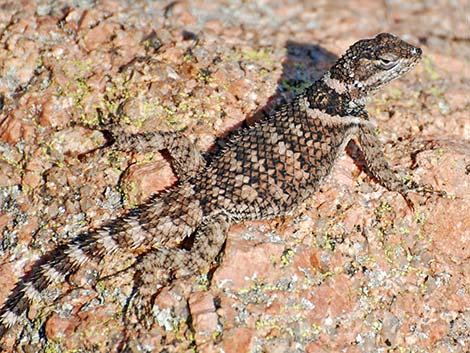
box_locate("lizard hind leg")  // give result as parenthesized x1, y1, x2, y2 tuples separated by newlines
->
(125, 213, 230, 329)
(0, 182, 203, 342)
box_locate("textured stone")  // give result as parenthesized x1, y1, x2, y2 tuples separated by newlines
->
(189, 291, 219, 346)
(0, 1, 468, 352)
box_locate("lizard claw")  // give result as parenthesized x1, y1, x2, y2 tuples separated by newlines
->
(400, 182, 447, 212)
(400, 191, 415, 212)
(134, 300, 155, 329)
(407, 180, 447, 198)
(123, 289, 155, 330)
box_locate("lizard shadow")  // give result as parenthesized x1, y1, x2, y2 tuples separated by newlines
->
(245, 41, 373, 180)
(209, 40, 369, 176)
(251, 40, 338, 122)
(207, 40, 338, 158)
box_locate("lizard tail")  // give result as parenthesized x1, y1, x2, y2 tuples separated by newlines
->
(0, 181, 204, 339)
(0, 233, 92, 336)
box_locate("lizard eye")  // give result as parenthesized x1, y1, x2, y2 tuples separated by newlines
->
(377, 55, 399, 70)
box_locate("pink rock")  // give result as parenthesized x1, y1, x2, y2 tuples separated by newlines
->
(223, 327, 254, 353)
(39, 91, 74, 129)
(189, 291, 219, 345)
(0, 161, 20, 187)
(51, 126, 105, 156)
(121, 156, 177, 205)
(214, 232, 285, 290)
(306, 341, 329, 353)
(82, 21, 118, 52)
(0, 2, 467, 352)
(228, 78, 251, 101)
(0, 113, 36, 144)
(45, 312, 81, 341)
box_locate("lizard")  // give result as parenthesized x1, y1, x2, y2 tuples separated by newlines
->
(0, 33, 432, 345)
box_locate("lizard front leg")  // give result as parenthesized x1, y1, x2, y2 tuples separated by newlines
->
(357, 123, 417, 209)
(110, 130, 206, 180)
(357, 123, 445, 210)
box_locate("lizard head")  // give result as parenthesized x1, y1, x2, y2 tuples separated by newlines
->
(328, 33, 422, 100)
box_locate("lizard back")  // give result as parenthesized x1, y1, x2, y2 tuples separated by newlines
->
(195, 98, 361, 220)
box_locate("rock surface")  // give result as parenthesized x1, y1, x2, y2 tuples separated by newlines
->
(0, 1, 468, 352)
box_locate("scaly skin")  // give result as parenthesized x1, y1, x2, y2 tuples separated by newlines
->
(0, 33, 426, 346)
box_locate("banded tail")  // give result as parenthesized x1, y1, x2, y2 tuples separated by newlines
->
(0, 181, 203, 339)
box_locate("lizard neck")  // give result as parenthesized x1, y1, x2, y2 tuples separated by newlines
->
(304, 71, 369, 118)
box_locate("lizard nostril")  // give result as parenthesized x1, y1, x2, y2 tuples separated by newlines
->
(412, 47, 422, 57)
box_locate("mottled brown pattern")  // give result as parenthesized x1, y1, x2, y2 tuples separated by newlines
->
(196, 101, 353, 220)
(0, 33, 427, 345)
(112, 131, 206, 180)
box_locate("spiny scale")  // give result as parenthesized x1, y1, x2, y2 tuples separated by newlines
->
(0, 33, 423, 345)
